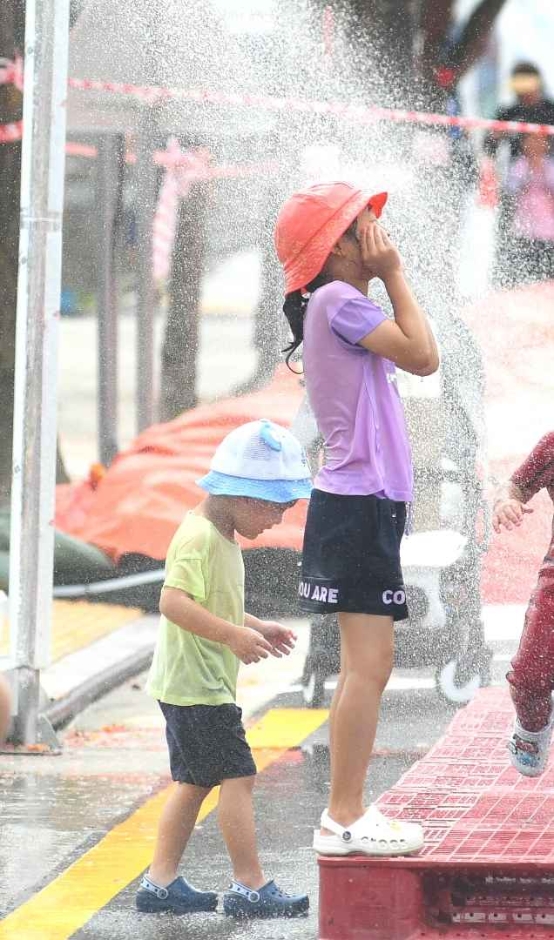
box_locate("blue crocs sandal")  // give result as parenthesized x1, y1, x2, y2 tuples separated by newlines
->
(136, 874, 218, 914)
(223, 879, 309, 918)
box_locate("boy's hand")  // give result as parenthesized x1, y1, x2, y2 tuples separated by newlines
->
(359, 222, 403, 281)
(492, 497, 533, 533)
(229, 626, 273, 665)
(256, 620, 297, 658)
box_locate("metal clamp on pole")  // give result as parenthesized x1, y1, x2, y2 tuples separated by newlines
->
(8, 0, 70, 749)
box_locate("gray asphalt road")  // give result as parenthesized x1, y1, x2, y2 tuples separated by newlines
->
(0, 606, 523, 940)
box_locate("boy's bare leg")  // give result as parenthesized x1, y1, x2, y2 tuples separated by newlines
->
(326, 613, 394, 828)
(149, 782, 211, 886)
(218, 775, 265, 889)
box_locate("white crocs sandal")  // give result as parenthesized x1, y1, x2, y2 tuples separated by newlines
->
(508, 716, 554, 777)
(313, 805, 424, 857)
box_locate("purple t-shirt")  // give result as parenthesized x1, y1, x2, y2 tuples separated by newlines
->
(302, 280, 413, 500)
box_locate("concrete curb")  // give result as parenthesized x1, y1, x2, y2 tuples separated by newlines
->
(44, 644, 154, 730)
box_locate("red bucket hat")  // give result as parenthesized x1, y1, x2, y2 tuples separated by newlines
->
(274, 181, 388, 295)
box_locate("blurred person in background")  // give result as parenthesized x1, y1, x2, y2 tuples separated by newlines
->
(503, 132, 554, 286)
(482, 62, 554, 285)
(485, 63, 554, 161)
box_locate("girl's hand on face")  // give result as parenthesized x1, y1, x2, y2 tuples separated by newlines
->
(359, 222, 403, 281)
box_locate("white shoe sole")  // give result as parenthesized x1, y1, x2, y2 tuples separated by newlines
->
(508, 743, 545, 777)
(313, 828, 424, 857)
(508, 718, 554, 778)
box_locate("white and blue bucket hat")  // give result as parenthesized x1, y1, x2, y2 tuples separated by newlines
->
(197, 419, 313, 503)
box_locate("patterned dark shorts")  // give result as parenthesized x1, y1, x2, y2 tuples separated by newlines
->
(299, 489, 409, 620)
(159, 701, 256, 788)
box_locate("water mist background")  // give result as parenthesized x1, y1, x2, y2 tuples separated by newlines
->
(61, 0, 551, 523)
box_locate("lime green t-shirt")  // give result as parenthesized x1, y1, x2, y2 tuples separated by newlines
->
(146, 513, 244, 707)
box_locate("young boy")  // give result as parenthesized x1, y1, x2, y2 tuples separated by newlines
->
(493, 431, 554, 776)
(136, 419, 312, 918)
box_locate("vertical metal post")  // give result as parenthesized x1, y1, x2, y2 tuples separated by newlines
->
(97, 134, 121, 466)
(135, 112, 157, 432)
(9, 0, 70, 746)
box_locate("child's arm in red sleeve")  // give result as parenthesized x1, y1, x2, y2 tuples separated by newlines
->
(492, 432, 554, 534)
(511, 432, 554, 502)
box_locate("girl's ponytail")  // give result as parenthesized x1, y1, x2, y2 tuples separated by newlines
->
(282, 273, 328, 369)
(283, 290, 307, 367)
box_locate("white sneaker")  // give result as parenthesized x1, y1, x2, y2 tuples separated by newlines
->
(313, 805, 424, 857)
(508, 716, 554, 777)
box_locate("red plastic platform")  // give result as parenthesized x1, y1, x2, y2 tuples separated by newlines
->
(319, 688, 554, 939)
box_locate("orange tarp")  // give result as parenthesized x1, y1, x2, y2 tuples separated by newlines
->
(55, 366, 307, 562)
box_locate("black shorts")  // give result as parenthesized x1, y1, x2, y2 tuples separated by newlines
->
(299, 489, 409, 620)
(159, 702, 257, 788)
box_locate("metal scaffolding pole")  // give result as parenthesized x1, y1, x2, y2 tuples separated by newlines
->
(9, 0, 70, 747)
(135, 112, 157, 433)
(97, 134, 121, 466)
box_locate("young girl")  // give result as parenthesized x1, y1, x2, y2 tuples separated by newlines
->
(274, 181, 439, 856)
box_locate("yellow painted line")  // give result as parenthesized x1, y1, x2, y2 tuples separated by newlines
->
(247, 707, 329, 750)
(0, 708, 328, 940)
(0, 600, 141, 662)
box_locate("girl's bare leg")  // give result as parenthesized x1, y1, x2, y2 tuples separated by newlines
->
(328, 635, 348, 758)
(326, 613, 394, 827)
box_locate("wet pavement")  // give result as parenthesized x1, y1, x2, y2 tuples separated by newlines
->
(0, 610, 523, 939)
(71, 745, 418, 940)
(0, 687, 445, 938)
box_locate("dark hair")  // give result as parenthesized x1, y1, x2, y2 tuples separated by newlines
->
(512, 62, 542, 78)
(283, 273, 329, 367)
(282, 219, 358, 369)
